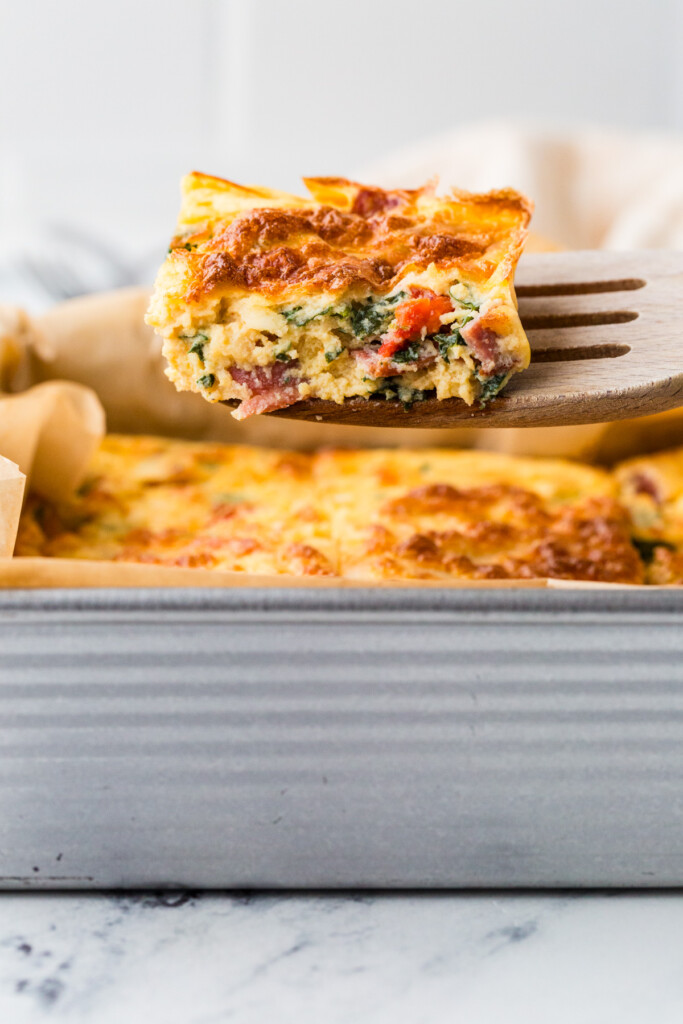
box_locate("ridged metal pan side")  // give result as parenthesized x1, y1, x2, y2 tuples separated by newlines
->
(1, 587, 683, 889)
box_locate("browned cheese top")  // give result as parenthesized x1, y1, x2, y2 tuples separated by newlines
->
(16, 436, 645, 585)
(168, 174, 533, 302)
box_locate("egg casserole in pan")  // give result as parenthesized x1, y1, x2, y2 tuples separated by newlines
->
(16, 434, 645, 584)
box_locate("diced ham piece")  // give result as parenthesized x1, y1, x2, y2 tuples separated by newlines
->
(459, 318, 515, 376)
(629, 472, 662, 502)
(354, 345, 437, 378)
(230, 363, 302, 419)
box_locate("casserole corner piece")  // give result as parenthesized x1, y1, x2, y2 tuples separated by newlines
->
(146, 172, 533, 419)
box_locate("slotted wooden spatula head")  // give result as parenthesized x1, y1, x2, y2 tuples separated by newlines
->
(233, 251, 683, 428)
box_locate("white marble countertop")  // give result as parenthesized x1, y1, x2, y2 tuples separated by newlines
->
(1, 891, 682, 1023)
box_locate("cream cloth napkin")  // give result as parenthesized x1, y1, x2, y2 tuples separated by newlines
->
(357, 121, 683, 250)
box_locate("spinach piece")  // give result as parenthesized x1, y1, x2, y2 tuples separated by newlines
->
(274, 339, 294, 361)
(397, 386, 426, 411)
(347, 291, 406, 339)
(449, 285, 479, 311)
(189, 340, 205, 364)
(324, 346, 343, 363)
(435, 330, 466, 363)
(197, 374, 216, 389)
(631, 537, 676, 563)
(434, 316, 474, 362)
(178, 332, 210, 365)
(366, 378, 425, 410)
(348, 302, 391, 339)
(392, 342, 422, 364)
(280, 305, 333, 327)
(436, 334, 453, 362)
(477, 372, 508, 404)
(169, 241, 198, 253)
(369, 384, 397, 400)
(282, 293, 405, 338)
(280, 306, 304, 325)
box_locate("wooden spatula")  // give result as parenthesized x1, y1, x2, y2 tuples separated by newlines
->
(230, 251, 683, 429)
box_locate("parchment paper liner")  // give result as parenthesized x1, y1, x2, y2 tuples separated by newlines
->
(0, 456, 25, 559)
(0, 381, 105, 502)
(0, 558, 630, 589)
(0, 306, 105, 559)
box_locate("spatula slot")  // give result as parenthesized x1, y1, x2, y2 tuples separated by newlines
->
(523, 310, 638, 330)
(517, 278, 646, 297)
(532, 343, 631, 363)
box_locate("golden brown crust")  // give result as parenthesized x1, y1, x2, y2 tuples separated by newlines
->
(346, 485, 643, 584)
(171, 173, 532, 302)
(16, 435, 645, 585)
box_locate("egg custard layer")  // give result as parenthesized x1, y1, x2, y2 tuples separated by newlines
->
(15, 435, 644, 584)
(146, 174, 533, 419)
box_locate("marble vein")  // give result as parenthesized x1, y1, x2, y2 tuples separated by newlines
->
(0, 892, 682, 1023)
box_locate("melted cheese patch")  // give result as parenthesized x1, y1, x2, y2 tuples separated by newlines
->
(16, 435, 644, 584)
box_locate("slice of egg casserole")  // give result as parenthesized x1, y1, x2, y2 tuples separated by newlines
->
(146, 173, 533, 419)
(15, 435, 644, 584)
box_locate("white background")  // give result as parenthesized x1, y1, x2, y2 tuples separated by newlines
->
(1, 0, 683, 270)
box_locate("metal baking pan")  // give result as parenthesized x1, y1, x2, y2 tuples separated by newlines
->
(1, 586, 683, 889)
